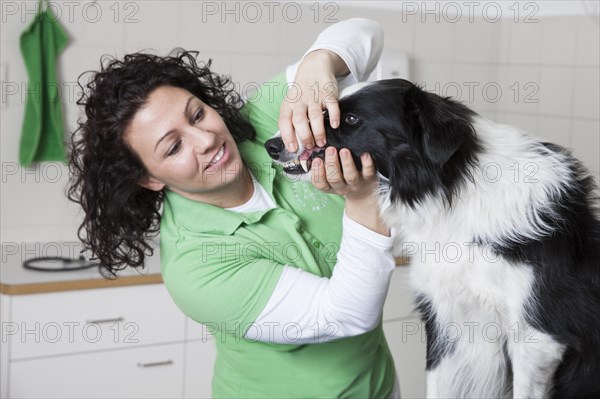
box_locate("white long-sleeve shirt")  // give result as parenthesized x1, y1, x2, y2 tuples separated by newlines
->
(227, 18, 395, 345)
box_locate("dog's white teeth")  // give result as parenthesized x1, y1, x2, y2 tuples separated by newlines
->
(300, 159, 309, 173)
(284, 159, 301, 169)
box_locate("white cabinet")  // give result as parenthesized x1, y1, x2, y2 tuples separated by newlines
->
(9, 343, 185, 398)
(1, 267, 425, 398)
(1, 283, 217, 399)
(8, 284, 185, 359)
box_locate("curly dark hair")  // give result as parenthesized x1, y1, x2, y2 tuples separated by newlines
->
(68, 49, 255, 278)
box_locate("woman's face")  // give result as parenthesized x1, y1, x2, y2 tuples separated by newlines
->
(125, 85, 247, 206)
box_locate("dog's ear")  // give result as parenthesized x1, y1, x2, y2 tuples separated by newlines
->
(405, 85, 474, 166)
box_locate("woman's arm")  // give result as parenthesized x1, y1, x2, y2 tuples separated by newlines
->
(246, 213, 395, 344)
(245, 143, 391, 344)
(279, 18, 389, 235)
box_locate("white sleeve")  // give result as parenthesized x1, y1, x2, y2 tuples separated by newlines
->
(285, 18, 384, 89)
(244, 213, 396, 344)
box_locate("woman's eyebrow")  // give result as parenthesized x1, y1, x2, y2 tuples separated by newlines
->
(154, 95, 196, 152)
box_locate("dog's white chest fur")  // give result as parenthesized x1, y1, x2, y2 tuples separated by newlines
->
(378, 117, 570, 398)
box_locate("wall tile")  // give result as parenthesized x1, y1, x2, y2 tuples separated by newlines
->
(540, 17, 578, 66)
(58, 2, 124, 49)
(495, 65, 541, 114)
(414, 19, 456, 62)
(452, 62, 499, 114)
(536, 116, 571, 148)
(508, 19, 544, 64)
(229, 54, 286, 95)
(0, 0, 39, 46)
(0, 164, 69, 228)
(372, 10, 415, 56)
(0, 43, 29, 110)
(278, 4, 330, 58)
(576, 16, 600, 66)
(411, 61, 455, 90)
(538, 66, 574, 117)
(455, 18, 500, 64)
(1, 225, 75, 245)
(229, 19, 281, 54)
(0, 103, 25, 163)
(178, 2, 232, 53)
(497, 18, 512, 64)
(496, 112, 539, 136)
(122, 1, 180, 53)
(571, 119, 600, 173)
(59, 197, 84, 241)
(572, 67, 600, 119)
(478, 109, 498, 121)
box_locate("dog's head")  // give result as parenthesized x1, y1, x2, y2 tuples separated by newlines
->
(265, 79, 480, 206)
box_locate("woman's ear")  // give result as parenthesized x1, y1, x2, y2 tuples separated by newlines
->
(139, 175, 165, 192)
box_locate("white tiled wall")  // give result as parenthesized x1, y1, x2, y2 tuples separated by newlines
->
(1, 1, 599, 243)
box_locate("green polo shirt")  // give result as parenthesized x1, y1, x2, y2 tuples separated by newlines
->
(160, 72, 396, 397)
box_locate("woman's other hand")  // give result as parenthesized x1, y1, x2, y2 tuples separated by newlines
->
(278, 49, 348, 153)
(311, 148, 389, 236)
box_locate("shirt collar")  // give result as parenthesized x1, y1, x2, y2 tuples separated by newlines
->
(163, 139, 278, 236)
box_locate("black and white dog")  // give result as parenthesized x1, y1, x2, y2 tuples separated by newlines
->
(265, 79, 600, 398)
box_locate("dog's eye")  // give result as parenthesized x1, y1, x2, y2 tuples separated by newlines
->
(344, 113, 359, 125)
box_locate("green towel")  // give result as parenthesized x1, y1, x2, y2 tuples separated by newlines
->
(19, 0, 69, 166)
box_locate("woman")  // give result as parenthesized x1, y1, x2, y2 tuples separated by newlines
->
(69, 19, 398, 397)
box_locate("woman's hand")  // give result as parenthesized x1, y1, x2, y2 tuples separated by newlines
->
(311, 147, 376, 201)
(278, 49, 349, 153)
(311, 147, 389, 236)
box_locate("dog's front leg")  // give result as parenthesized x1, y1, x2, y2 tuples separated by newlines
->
(419, 315, 458, 398)
(425, 366, 444, 398)
(508, 322, 564, 398)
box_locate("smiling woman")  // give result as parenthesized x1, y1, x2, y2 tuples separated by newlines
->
(68, 18, 400, 398)
(68, 51, 255, 270)
(126, 85, 253, 208)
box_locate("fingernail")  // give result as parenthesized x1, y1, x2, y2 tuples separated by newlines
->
(331, 120, 339, 129)
(317, 139, 326, 147)
(306, 143, 314, 150)
(327, 147, 335, 156)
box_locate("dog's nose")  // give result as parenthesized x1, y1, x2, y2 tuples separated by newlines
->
(265, 137, 286, 159)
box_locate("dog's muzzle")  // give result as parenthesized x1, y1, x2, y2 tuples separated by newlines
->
(264, 110, 330, 174)
(264, 137, 326, 174)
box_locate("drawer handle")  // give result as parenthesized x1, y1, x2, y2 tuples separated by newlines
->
(86, 317, 124, 324)
(137, 360, 174, 368)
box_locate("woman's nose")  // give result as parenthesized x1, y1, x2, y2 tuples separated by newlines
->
(189, 129, 217, 155)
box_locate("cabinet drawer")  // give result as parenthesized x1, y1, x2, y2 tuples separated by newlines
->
(383, 266, 419, 321)
(9, 342, 185, 398)
(8, 284, 185, 359)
